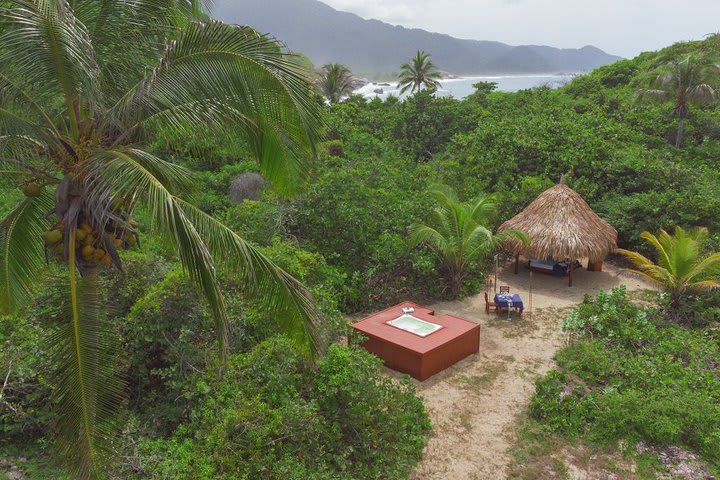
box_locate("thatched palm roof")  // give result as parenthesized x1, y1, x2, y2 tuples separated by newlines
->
(497, 180, 617, 262)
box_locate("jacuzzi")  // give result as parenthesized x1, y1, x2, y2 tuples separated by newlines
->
(386, 314, 443, 337)
(351, 301, 480, 381)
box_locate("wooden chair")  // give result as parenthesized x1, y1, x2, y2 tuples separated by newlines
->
(484, 292, 497, 314)
(499, 285, 510, 294)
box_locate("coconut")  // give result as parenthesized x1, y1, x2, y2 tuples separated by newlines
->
(21, 183, 42, 197)
(76, 229, 87, 241)
(81, 245, 95, 260)
(43, 230, 62, 245)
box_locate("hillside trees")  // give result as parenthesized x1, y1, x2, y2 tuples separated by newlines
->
(639, 55, 718, 147)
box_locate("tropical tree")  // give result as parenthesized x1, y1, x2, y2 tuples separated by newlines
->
(639, 55, 718, 147)
(317, 63, 354, 104)
(397, 50, 443, 95)
(0, 1, 323, 478)
(616, 227, 720, 310)
(408, 185, 528, 297)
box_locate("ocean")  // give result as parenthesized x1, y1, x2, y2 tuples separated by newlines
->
(354, 74, 573, 100)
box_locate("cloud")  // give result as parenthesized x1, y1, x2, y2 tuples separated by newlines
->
(323, 0, 419, 24)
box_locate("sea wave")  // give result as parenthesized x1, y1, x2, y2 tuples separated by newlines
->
(354, 74, 573, 100)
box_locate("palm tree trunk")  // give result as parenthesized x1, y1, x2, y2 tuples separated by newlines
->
(449, 269, 463, 298)
(675, 117, 686, 148)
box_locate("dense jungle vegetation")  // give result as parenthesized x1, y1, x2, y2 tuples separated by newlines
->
(1, 6, 720, 477)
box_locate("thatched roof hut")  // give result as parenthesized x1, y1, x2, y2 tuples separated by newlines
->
(498, 180, 617, 264)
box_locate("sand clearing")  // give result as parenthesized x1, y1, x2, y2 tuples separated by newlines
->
(401, 262, 651, 480)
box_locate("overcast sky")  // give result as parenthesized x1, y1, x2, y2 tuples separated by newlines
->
(321, 0, 720, 58)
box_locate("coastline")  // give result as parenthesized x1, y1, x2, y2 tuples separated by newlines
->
(354, 73, 574, 100)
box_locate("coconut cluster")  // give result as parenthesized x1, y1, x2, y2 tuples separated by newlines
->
(43, 216, 139, 268)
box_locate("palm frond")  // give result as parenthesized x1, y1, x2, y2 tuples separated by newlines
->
(109, 20, 322, 196)
(623, 268, 664, 289)
(46, 260, 125, 479)
(688, 83, 717, 105)
(638, 231, 671, 270)
(410, 184, 511, 295)
(0, 106, 49, 139)
(468, 228, 527, 261)
(686, 279, 720, 292)
(175, 199, 322, 357)
(116, 148, 196, 194)
(683, 252, 720, 284)
(86, 149, 230, 357)
(0, 71, 61, 138)
(0, 189, 54, 314)
(616, 247, 660, 271)
(428, 183, 459, 205)
(468, 194, 497, 225)
(0, 156, 59, 183)
(0, 0, 101, 137)
(619, 226, 720, 304)
(463, 224, 494, 260)
(408, 224, 450, 254)
(75, 0, 209, 103)
(636, 88, 672, 102)
(87, 147, 321, 357)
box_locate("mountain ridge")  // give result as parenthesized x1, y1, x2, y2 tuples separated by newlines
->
(212, 0, 622, 76)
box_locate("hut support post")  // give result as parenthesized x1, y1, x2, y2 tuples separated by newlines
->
(514, 254, 519, 274)
(529, 271, 533, 317)
(494, 255, 498, 293)
(568, 260, 574, 287)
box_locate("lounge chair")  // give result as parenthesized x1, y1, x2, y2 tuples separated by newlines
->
(527, 259, 581, 276)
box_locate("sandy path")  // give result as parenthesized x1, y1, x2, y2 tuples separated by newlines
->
(401, 262, 650, 480)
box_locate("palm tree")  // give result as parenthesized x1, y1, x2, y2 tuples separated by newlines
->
(408, 185, 528, 298)
(616, 227, 720, 310)
(639, 55, 718, 147)
(317, 63, 354, 104)
(0, 1, 322, 477)
(397, 51, 443, 95)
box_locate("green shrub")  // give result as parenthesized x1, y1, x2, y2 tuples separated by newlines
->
(131, 339, 430, 480)
(532, 288, 720, 469)
(216, 200, 284, 246)
(0, 313, 52, 441)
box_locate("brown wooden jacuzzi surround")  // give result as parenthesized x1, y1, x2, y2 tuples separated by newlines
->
(351, 301, 480, 381)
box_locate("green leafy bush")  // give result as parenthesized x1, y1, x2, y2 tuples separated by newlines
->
(0, 313, 52, 440)
(531, 288, 720, 469)
(217, 199, 285, 246)
(131, 339, 430, 480)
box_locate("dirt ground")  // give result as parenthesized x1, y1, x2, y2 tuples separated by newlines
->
(399, 262, 651, 480)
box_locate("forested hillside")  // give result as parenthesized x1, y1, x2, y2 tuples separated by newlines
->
(2, 13, 720, 479)
(212, 0, 621, 76)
